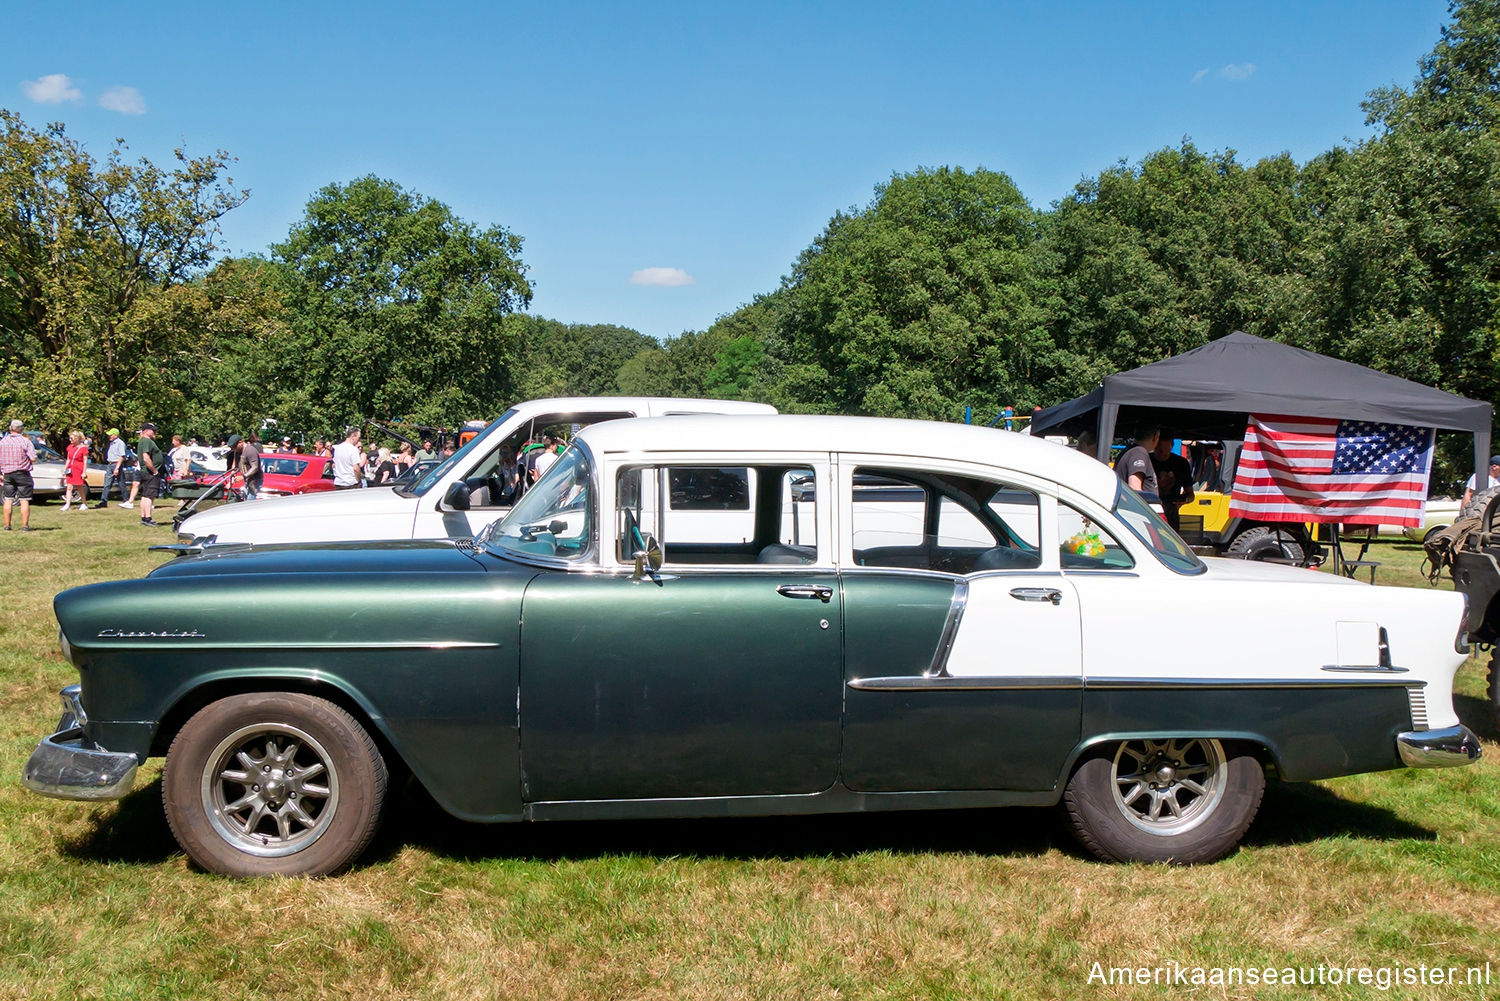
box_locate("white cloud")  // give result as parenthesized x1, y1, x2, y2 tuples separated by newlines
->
(99, 85, 146, 115)
(1191, 68, 1209, 84)
(629, 267, 695, 287)
(1219, 63, 1256, 81)
(21, 73, 81, 104)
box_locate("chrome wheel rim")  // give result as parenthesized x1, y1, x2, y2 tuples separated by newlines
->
(1110, 738, 1225, 836)
(200, 723, 340, 858)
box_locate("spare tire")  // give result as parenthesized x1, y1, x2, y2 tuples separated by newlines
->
(1226, 526, 1305, 564)
(1460, 484, 1500, 523)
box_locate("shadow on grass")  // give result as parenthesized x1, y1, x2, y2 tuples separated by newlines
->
(57, 774, 178, 865)
(1242, 781, 1433, 848)
(57, 771, 1443, 869)
(372, 783, 1069, 865)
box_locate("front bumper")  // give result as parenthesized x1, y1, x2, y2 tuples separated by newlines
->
(1396, 724, 1484, 768)
(21, 689, 138, 801)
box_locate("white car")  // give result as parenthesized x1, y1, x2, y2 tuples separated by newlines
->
(176, 397, 776, 546)
(35, 413, 1477, 875)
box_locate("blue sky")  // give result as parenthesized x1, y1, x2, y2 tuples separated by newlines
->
(7, 1, 1453, 342)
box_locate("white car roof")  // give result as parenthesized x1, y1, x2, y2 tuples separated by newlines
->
(575, 414, 1122, 507)
(508, 396, 776, 417)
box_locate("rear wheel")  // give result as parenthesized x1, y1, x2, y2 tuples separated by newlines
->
(1226, 526, 1305, 564)
(163, 692, 387, 877)
(1063, 738, 1265, 864)
(1488, 655, 1500, 730)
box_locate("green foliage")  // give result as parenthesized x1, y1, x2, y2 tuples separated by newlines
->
(0, 110, 247, 444)
(268, 175, 532, 431)
(504, 315, 657, 399)
(775, 167, 1054, 419)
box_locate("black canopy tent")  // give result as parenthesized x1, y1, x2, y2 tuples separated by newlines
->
(1030, 331, 1494, 490)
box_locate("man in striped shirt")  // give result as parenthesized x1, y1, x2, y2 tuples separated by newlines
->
(1, 419, 37, 532)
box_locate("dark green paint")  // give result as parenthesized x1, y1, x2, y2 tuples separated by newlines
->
(1077, 685, 1410, 782)
(47, 542, 1430, 826)
(518, 570, 843, 801)
(840, 574, 1082, 791)
(57, 542, 536, 821)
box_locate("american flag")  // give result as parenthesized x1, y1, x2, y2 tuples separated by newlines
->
(1227, 414, 1434, 527)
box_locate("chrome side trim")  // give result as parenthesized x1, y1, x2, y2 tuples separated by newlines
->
(1083, 677, 1423, 691)
(850, 675, 1082, 692)
(1320, 664, 1409, 674)
(22, 726, 138, 801)
(924, 580, 969, 678)
(1407, 687, 1429, 731)
(1396, 724, 1482, 767)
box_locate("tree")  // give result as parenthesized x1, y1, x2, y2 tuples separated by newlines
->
(0, 110, 248, 442)
(774, 167, 1053, 419)
(270, 175, 531, 431)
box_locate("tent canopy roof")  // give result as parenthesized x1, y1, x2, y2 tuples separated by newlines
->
(1031, 331, 1492, 438)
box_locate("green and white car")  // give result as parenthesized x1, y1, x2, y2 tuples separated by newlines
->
(24, 415, 1481, 876)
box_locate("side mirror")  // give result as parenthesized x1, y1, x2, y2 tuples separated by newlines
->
(632, 535, 664, 583)
(444, 481, 471, 511)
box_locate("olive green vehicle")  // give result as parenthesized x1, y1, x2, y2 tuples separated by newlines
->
(23, 415, 1480, 877)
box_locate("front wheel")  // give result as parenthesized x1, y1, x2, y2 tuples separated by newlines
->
(1063, 738, 1265, 864)
(162, 692, 388, 877)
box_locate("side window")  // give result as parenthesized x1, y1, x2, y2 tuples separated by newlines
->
(1057, 504, 1136, 570)
(851, 468, 1040, 574)
(615, 465, 817, 566)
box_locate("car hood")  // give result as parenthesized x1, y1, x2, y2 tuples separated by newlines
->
(148, 539, 491, 578)
(178, 485, 413, 535)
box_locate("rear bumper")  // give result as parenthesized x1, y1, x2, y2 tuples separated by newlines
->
(1396, 724, 1484, 768)
(22, 695, 138, 801)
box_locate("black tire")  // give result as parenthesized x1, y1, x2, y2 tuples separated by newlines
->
(1488, 654, 1500, 731)
(1421, 525, 1444, 545)
(162, 692, 388, 877)
(1063, 738, 1265, 864)
(1460, 484, 1500, 524)
(1226, 526, 1305, 564)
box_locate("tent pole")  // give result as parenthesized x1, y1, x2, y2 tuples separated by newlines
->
(1477, 430, 1492, 493)
(1098, 404, 1118, 464)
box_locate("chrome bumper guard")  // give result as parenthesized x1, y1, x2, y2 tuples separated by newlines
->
(22, 713, 138, 802)
(1396, 724, 1484, 768)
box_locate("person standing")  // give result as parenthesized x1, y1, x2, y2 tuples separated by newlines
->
(414, 438, 436, 463)
(1114, 426, 1159, 497)
(1150, 431, 1195, 532)
(331, 428, 365, 488)
(1, 419, 37, 531)
(101, 428, 126, 506)
(237, 433, 263, 500)
(135, 423, 165, 527)
(1462, 456, 1500, 507)
(62, 430, 90, 510)
(371, 447, 396, 485)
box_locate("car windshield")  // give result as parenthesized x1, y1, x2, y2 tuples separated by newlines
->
(481, 445, 593, 563)
(261, 458, 308, 476)
(402, 410, 515, 497)
(1113, 485, 1205, 574)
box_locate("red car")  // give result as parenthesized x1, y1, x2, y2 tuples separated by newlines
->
(255, 452, 336, 496)
(178, 452, 335, 498)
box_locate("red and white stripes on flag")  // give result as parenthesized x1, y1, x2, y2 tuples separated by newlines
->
(1227, 414, 1434, 527)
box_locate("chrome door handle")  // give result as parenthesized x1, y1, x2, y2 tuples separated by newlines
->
(1009, 587, 1062, 606)
(777, 584, 833, 603)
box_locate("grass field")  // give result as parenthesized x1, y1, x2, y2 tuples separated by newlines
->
(2, 505, 1498, 1000)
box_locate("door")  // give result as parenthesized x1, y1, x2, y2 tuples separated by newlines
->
(838, 463, 1083, 792)
(518, 457, 842, 803)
